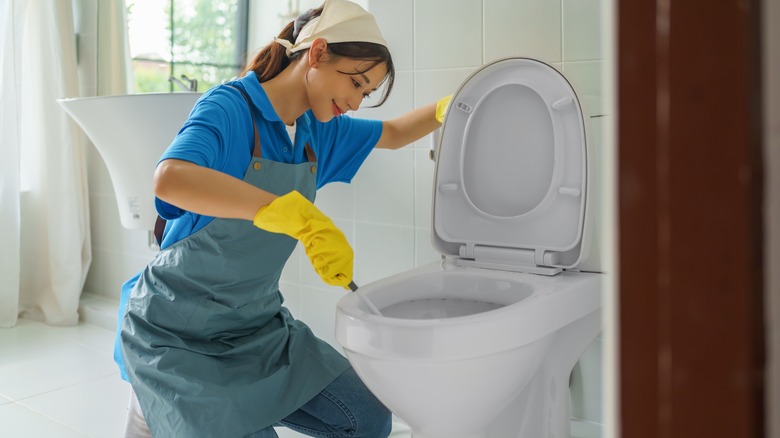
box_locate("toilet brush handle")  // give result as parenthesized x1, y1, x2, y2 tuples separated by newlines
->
(348, 281, 383, 316)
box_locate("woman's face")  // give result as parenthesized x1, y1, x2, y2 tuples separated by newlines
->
(306, 53, 388, 123)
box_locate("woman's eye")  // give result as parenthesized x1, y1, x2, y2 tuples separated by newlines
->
(352, 79, 361, 89)
(363, 92, 372, 99)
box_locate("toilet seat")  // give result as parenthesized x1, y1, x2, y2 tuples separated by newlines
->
(433, 58, 587, 275)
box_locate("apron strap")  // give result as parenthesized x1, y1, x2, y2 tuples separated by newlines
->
(154, 216, 166, 248)
(305, 143, 316, 162)
(227, 85, 262, 158)
(154, 85, 318, 248)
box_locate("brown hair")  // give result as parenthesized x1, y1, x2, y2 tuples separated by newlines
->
(240, 6, 395, 107)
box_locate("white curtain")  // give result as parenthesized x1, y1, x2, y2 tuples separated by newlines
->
(97, 0, 133, 95)
(0, 0, 22, 327)
(0, 0, 90, 327)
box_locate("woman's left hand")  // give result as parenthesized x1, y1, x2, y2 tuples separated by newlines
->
(435, 95, 452, 123)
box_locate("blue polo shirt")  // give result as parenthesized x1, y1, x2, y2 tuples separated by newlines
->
(115, 72, 382, 381)
(156, 71, 382, 249)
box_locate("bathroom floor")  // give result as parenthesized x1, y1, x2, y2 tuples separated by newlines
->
(0, 318, 601, 438)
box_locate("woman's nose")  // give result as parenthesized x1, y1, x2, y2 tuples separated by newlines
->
(348, 93, 365, 112)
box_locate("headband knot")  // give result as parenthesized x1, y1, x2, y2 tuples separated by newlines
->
(274, 0, 387, 58)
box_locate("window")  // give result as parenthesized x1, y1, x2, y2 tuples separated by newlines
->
(127, 0, 249, 93)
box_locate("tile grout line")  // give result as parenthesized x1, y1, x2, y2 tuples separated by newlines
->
(3, 400, 89, 437)
(11, 371, 121, 404)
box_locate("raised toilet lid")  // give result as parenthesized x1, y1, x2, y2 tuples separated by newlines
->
(432, 58, 587, 275)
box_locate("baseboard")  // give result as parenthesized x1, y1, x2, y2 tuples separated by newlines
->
(79, 293, 120, 331)
(571, 419, 603, 438)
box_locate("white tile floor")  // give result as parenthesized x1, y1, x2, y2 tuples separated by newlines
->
(0, 318, 409, 438)
(0, 318, 128, 437)
(0, 317, 601, 438)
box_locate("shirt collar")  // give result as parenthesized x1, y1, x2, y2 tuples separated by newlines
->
(236, 71, 279, 123)
(237, 71, 312, 135)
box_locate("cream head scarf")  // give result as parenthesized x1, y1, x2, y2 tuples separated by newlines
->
(274, 0, 388, 57)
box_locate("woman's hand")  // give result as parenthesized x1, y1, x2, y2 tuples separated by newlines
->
(435, 95, 452, 123)
(375, 95, 452, 150)
(253, 190, 354, 289)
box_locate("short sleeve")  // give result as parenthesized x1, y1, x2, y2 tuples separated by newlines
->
(154, 88, 252, 219)
(310, 114, 382, 187)
(161, 103, 230, 168)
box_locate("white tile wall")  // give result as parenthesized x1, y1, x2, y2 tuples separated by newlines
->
(368, 0, 414, 71)
(77, 0, 610, 431)
(568, 61, 605, 94)
(298, 285, 347, 352)
(563, 0, 603, 61)
(353, 149, 415, 226)
(414, 0, 483, 69)
(484, 0, 562, 63)
(354, 222, 416, 283)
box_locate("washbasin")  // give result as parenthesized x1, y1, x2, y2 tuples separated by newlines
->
(59, 92, 202, 231)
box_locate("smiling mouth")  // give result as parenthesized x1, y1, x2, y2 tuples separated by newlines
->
(332, 101, 345, 116)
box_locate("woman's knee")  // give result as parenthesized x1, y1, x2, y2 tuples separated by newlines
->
(355, 402, 392, 438)
(326, 368, 392, 437)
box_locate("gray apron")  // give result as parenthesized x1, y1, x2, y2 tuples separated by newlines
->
(120, 87, 350, 438)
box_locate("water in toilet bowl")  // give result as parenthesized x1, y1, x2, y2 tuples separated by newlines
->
(381, 298, 503, 320)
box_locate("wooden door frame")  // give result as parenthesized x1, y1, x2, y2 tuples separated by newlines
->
(617, 0, 765, 436)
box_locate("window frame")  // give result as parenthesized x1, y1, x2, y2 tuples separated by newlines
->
(129, 0, 249, 92)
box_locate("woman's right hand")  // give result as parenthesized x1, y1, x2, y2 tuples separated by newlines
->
(253, 190, 354, 289)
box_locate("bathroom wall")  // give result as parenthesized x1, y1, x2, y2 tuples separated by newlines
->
(77, 0, 610, 431)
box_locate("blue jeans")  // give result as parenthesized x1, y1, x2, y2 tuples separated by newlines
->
(246, 367, 392, 438)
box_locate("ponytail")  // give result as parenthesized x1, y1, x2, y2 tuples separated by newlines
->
(240, 7, 323, 82)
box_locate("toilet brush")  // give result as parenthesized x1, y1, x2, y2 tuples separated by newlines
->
(348, 281, 383, 316)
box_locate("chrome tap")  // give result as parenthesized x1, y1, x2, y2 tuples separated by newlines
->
(168, 75, 198, 92)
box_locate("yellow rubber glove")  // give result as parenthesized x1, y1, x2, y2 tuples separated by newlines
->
(253, 190, 353, 289)
(435, 95, 452, 123)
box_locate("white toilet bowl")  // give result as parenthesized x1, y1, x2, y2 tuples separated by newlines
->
(336, 262, 601, 438)
(335, 58, 604, 438)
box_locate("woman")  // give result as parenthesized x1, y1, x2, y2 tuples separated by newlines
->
(116, 0, 448, 437)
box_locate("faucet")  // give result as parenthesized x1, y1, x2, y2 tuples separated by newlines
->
(168, 74, 198, 92)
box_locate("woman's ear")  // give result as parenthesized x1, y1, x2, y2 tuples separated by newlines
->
(308, 38, 328, 67)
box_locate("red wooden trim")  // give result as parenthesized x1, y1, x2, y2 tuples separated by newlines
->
(617, 0, 765, 436)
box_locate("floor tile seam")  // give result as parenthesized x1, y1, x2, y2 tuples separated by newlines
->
(0, 328, 112, 356)
(0, 346, 117, 382)
(10, 370, 120, 402)
(2, 400, 89, 437)
(63, 337, 115, 357)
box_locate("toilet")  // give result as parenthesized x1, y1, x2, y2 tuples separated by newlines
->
(335, 57, 604, 438)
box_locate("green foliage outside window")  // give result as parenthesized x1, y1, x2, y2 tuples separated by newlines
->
(128, 0, 247, 93)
